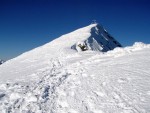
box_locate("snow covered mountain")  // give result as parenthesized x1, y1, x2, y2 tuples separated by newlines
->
(0, 24, 150, 113)
(0, 24, 121, 83)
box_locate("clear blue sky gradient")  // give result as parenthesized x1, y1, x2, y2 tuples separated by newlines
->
(0, 0, 150, 60)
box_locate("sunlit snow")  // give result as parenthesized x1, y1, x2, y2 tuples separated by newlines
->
(0, 24, 150, 113)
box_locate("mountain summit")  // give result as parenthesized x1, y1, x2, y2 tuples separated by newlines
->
(71, 24, 122, 52)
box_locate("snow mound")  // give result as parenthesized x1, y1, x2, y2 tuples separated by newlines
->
(132, 42, 150, 48)
(106, 42, 150, 57)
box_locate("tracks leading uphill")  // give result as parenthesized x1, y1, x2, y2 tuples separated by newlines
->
(0, 57, 71, 113)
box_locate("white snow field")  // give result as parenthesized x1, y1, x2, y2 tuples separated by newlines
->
(0, 24, 150, 113)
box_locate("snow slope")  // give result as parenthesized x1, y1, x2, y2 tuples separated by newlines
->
(0, 24, 121, 83)
(0, 24, 150, 113)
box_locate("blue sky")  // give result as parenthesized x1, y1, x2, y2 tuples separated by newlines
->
(0, 0, 150, 60)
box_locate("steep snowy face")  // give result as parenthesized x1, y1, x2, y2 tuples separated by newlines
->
(72, 24, 122, 52)
(0, 24, 97, 82)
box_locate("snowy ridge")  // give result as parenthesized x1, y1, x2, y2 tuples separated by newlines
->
(0, 23, 150, 113)
(0, 24, 121, 83)
(0, 24, 96, 83)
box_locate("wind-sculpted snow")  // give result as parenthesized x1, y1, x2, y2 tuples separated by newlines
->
(0, 23, 150, 113)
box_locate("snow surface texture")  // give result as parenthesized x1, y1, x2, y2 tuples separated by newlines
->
(0, 24, 150, 113)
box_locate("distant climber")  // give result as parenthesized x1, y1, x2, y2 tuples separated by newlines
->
(0, 59, 4, 65)
(78, 44, 88, 51)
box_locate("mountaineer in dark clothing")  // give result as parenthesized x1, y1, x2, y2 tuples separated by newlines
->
(78, 44, 88, 51)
